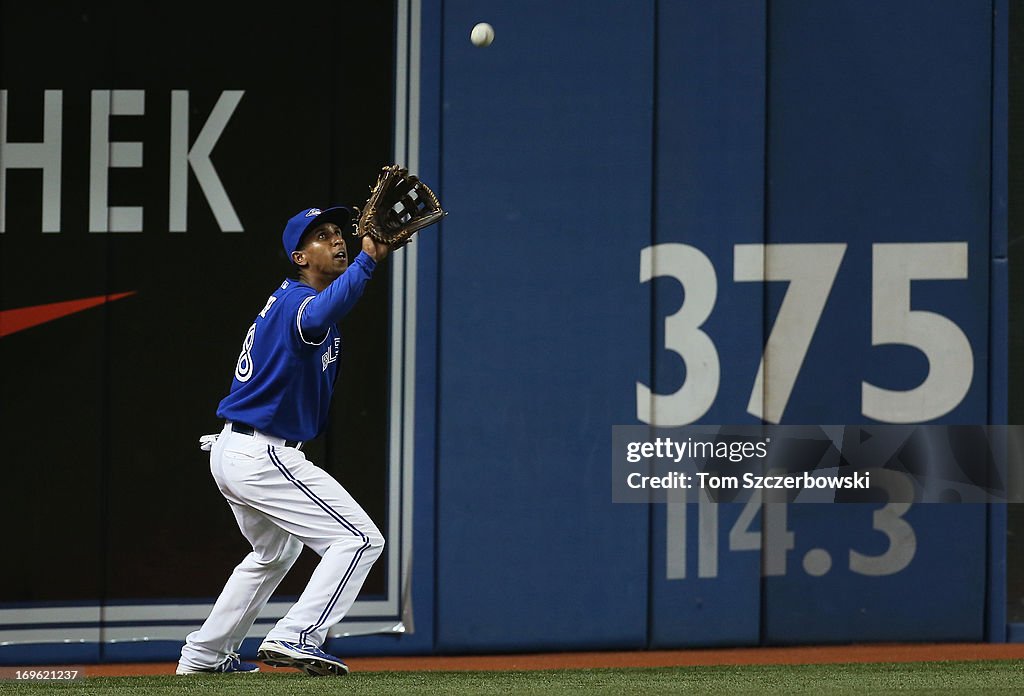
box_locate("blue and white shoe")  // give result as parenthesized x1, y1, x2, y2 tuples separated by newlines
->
(257, 639, 350, 676)
(175, 652, 260, 675)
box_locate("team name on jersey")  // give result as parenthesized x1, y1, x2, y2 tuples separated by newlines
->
(322, 337, 341, 372)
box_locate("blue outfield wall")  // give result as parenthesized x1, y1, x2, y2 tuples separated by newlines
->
(0, 0, 1005, 663)
(426, 0, 1001, 653)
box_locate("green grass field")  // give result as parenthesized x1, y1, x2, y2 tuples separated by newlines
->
(2, 661, 1023, 695)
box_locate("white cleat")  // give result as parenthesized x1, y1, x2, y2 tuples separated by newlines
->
(175, 652, 260, 674)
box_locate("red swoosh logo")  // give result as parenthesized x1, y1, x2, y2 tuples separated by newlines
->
(0, 292, 137, 338)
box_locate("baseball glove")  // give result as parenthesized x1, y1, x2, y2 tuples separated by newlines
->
(354, 164, 446, 247)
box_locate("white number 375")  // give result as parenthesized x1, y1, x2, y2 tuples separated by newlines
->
(637, 242, 973, 425)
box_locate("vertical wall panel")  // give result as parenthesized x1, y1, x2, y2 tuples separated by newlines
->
(647, 0, 766, 648)
(987, 0, 1008, 643)
(435, 0, 653, 651)
(763, 0, 993, 642)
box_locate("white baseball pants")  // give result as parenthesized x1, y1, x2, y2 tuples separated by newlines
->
(178, 423, 384, 670)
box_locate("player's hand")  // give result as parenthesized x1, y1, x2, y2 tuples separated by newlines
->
(361, 234, 390, 262)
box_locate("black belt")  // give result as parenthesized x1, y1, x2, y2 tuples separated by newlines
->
(230, 422, 302, 449)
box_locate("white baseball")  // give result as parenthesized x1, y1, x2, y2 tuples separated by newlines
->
(471, 22, 494, 47)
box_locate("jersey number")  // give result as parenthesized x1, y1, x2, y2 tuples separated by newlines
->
(235, 322, 256, 383)
(234, 296, 277, 383)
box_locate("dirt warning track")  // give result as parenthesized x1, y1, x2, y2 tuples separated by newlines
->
(6, 643, 1022, 677)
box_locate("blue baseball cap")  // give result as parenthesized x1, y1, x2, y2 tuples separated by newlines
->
(282, 206, 354, 261)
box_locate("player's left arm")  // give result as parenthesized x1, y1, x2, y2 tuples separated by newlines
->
(299, 253, 377, 336)
(361, 234, 390, 261)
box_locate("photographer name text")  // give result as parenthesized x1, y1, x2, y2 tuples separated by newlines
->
(623, 437, 870, 492)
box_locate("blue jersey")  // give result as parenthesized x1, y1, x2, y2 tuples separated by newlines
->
(217, 253, 376, 442)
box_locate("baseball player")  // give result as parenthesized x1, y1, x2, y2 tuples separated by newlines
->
(176, 206, 389, 676)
